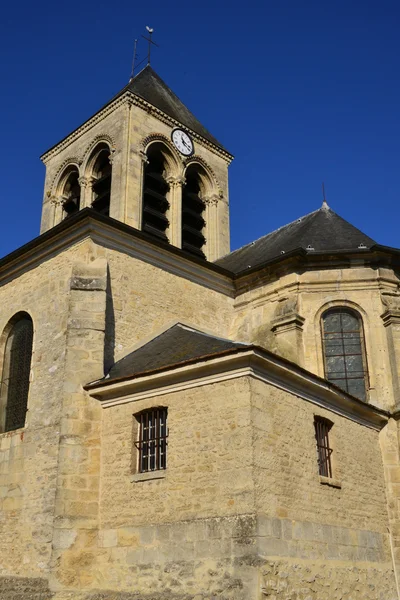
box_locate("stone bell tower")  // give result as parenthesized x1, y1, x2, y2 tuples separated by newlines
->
(40, 66, 233, 261)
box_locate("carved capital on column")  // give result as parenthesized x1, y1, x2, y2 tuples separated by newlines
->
(203, 194, 219, 207)
(108, 148, 116, 165)
(78, 176, 93, 189)
(139, 150, 149, 165)
(166, 175, 186, 188)
(49, 195, 61, 207)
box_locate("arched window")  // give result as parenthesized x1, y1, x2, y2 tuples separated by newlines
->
(91, 145, 112, 216)
(142, 146, 170, 241)
(0, 314, 33, 433)
(182, 166, 206, 258)
(61, 168, 81, 217)
(321, 308, 368, 401)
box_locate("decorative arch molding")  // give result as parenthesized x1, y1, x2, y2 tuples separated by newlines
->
(82, 135, 116, 175)
(314, 299, 369, 328)
(140, 134, 182, 177)
(0, 310, 35, 350)
(141, 133, 178, 156)
(49, 157, 82, 194)
(183, 155, 220, 189)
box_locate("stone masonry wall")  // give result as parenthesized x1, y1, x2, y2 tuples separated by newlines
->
(0, 243, 89, 583)
(79, 241, 234, 364)
(230, 265, 398, 410)
(250, 377, 397, 598)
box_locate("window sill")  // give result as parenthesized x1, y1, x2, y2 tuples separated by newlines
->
(131, 470, 166, 483)
(319, 475, 341, 489)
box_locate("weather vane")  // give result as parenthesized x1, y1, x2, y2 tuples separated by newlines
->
(142, 26, 159, 66)
(130, 26, 160, 80)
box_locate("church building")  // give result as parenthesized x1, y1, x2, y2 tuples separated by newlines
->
(1, 64, 400, 600)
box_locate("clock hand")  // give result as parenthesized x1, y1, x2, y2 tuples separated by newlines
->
(181, 138, 190, 150)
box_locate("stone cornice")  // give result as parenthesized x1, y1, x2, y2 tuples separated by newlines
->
(232, 247, 400, 295)
(41, 91, 233, 165)
(86, 346, 388, 431)
(2, 211, 400, 302)
(41, 96, 128, 164)
(124, 92, 233, 162)
(0, 210, 235, 297)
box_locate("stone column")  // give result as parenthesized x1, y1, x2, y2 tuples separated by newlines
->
(49, 196, 63, 226)
(50, 257, 107, 591)
(203, 194, 220, 261)
(381, 294, 400, 408)
(167, 176, 185, 248)
(134, 150, 149, 231)
(78, 176, 94, 209)
(271, 295, 305, 366)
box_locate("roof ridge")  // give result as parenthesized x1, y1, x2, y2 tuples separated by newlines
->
(216, 206, 322, 261)
(178, 323, 249, 346)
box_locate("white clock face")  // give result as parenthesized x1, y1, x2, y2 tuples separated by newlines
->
(171, 129, 194, 156)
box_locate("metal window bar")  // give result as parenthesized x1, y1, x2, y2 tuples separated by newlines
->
(135, 408, 168, 473)
(314, 417, 333, 478)
(322, 309, 368, 400)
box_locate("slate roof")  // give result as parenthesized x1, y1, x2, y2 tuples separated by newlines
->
(114, 66, 228, 152)
(215, 203, 377, 274)
(100, 324, 248, 383)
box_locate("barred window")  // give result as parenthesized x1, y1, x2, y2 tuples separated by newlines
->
(0, 315, 33, 433)
(314, 416, 333, 478)
(135, 408, 168, 473)
(321, 308, 368, 401)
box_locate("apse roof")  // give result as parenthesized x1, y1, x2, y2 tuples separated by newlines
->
(215, 202, 377, 274)
(99, 324, 247, 384)
(115, 65, 228, 152)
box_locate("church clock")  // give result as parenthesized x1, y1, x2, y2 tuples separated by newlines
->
(171, 128, 194, 156)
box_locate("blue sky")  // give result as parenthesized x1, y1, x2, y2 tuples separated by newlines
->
(0, 0, 399, 256)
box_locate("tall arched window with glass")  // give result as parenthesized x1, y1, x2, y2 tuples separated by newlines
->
(321, 308, 368, 401)
(0, 315, 33, 433)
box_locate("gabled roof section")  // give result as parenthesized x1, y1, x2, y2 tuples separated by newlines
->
(116, 65, 228, 152)
(215, 202, 377, 274)
(100, 323, 248, 384)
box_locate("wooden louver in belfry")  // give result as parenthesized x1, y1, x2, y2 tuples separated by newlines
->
(92, 150, 112, 216)
(182, 170, 206, 259)
(142, 152, 170, 241)
(63, 171, 81, 216)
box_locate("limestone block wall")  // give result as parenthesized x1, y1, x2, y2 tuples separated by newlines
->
(76, 378, 257, 598)
(230, 265, 396, 410)
(0, 243, 94, 588)
(250, 377, 397, 598)
(83, 242, 234, 364)
(124, 103, 231, 260)
(41, 94, 231, 260)
(41, 102, 128, 233)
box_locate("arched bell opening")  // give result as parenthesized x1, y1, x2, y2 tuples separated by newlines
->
(61, 168, 81, 218)
(91, 144, 112, 216)
(182, 166, 206, 259)
(142, 145, 170, 242)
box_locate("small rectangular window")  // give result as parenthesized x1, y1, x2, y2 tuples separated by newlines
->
(314, 416, 333, 478)
(135, 408, 168, 473)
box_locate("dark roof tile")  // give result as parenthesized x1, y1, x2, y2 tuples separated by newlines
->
(101, 324, 247, 383)
(215, 203, 377, 273)
(115, 66, 228, 152)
